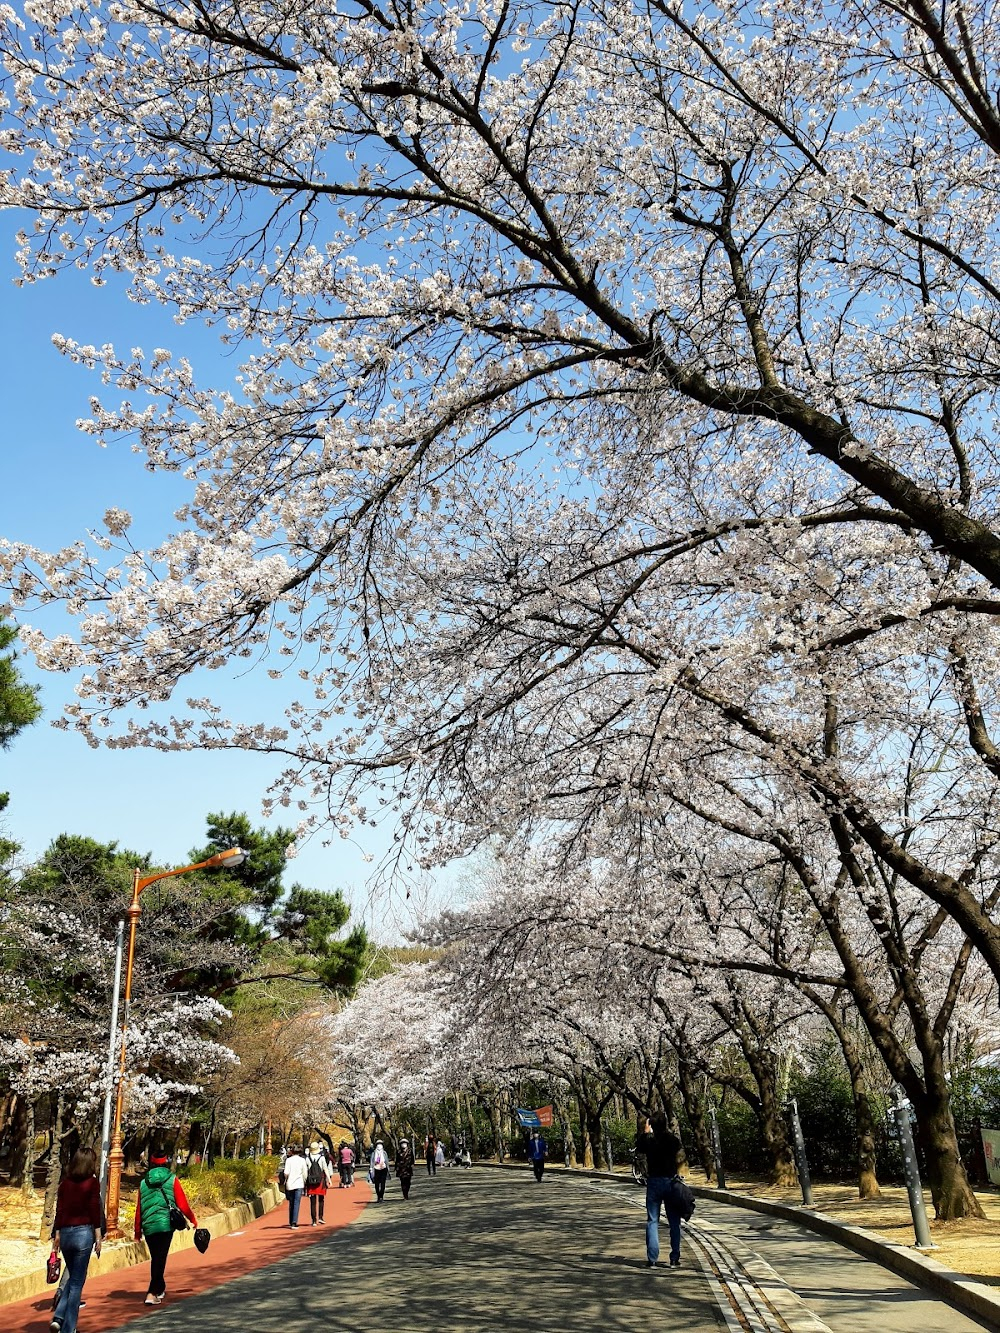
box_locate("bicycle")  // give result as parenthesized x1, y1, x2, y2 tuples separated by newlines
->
(629, 1148, 647, 1186)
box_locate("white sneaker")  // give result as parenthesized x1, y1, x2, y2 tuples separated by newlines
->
(144, 1294, 163, 1306)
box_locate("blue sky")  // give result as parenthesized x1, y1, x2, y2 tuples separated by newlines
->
(0, 221, 459, 935)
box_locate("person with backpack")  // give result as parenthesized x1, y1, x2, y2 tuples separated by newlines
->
(305, 1142, 333, 1224)
(424, 1134, 437, 1176)
(635, 1112, 691, 1269)
(369, 1140, 389, 1202)
(133, 1147, 198, 1305)
(395, 1139, 415, 1200)
(279, 1145, 309, 1228)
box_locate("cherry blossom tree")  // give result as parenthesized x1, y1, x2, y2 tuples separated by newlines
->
(1, 0, 1000, 844)
(5, 0, 1000, 1216)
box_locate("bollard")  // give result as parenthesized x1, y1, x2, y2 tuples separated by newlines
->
(892, 1086, 936, 1249)
(708, 1104, 727, 1190)
(787, 1099, 814, 1206)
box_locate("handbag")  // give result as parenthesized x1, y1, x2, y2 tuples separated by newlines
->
(46, 1251, 62, 1284)
(157, 1180, 189, 1231)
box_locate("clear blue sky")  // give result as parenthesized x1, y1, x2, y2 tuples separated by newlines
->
(0, 220, 457, 933)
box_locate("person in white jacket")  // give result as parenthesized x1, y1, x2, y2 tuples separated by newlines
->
(369, 1141, 390, 1202)
(280, 1146, 309, 1228)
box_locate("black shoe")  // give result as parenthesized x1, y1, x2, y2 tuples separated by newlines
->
(647, 1260, 657, 1268)
(670, 1258, 680, 1267)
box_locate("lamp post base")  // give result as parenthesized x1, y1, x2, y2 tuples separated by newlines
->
(105, 1143, 126, 1239)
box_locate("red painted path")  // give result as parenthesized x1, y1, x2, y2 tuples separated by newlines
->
(0, 1186, 368, 1333)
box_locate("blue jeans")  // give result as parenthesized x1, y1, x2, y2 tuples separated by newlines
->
(645, 1177, 682, 1264)
(287, 1187, 303, 1225)
(53, 1225, 96, 1333)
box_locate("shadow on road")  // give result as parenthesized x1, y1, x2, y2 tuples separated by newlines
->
(104, 1171, 722, 1333)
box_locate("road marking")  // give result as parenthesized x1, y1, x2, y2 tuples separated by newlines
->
(567, 1179, 832, 1333)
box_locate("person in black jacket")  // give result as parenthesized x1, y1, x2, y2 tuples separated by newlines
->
(395, 1139, 415, 1199)
(635, 1111, 683, 1268)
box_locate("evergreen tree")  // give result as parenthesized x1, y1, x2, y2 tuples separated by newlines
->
(0, 609, 41, 862)
(190, 811, 369, 997)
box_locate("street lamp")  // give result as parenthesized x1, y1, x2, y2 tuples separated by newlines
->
(103, 845, 248, 1237)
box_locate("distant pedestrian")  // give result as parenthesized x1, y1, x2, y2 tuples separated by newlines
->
(338, 1140, 356, 1188)
(395, 1139, 415, 1200)
(434, 1139, 445, 1168)
(50, 1147, 102, 1333)
(370, 1140, 389, 1202)
(636, 1112, 684, 1268)
(280, 1145, 309, 1228)
(424, 1134, 437, 1176)
(527, 1129, 547, 1181)
(306, 1142, 333, 1225)
(134, 1147, 198, 1304)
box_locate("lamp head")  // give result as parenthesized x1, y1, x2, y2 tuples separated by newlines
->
(207, 846, 248, 869)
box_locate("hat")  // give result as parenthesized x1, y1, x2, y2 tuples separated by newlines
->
(401, 1138, 408, 1145)
(194, 1227, 211, 1254)
(149, 1153, 169, 1165)
(310, 1141, 321, 1151)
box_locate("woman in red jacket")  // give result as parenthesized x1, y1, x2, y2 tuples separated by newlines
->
(134, 1149, 198, 1306)
(50, 1147, 103, 1333)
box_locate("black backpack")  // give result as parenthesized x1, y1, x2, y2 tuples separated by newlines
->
(306, 1155, 325, 1189)
(667, 1175, 697, 1221)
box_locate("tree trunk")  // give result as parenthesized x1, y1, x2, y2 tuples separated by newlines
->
(554, 1093, 576, 1166)
(464, 1092, 480, 1159)
(755, 1076, 798, 1187)
(39, 1092, 66, 1239)
(812, 998, 881, 1199)
(677, 1062, 715, 1181)
(653, 1071, 688, 1172)
(913, 1091, 985, 1221)
(8, 1095, 27, 1188)
(586, 1108, 606, 1169)
(853, 1085, 881, 1201)
(576, 1092, 594, 1168)
(205, 1108, 217, 1167)
(20, 1096, 36, 1197)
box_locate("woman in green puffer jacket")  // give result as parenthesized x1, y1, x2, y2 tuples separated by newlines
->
(133, 1150, 198, 1306)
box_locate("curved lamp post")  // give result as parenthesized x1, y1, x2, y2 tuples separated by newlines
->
(104, 845, 247, 1237)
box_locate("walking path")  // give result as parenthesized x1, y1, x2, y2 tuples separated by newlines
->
(0, 1185, 367, 1333)
(4, 1170, 996, 1332)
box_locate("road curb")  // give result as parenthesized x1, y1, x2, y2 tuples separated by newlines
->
(689, 1184, 1000, 1332)
(479, 1161, 1000, 1329)
(0, 1181, 282, 1309)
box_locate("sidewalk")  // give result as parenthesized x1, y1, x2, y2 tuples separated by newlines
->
(0, 1186, 368, 1333)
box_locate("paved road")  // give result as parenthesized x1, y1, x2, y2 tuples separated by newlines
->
(99, 1169, 996, 1333)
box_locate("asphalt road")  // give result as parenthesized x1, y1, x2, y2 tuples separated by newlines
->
(100, 1168, 997, 1333)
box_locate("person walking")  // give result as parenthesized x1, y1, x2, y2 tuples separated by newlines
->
(424, 1134, 437, 1176)
(338, 1140, 355, 1188)
(306, 1142, 333, 1225)
(133, 1147, 198, 1305)
(636, 1112, 684, 1268)
(434, 1138, 445, 1169)
(49, 1147, 103, 1333)
(280, 1145, 308, 1228)
(395, 1139, 415, 1200)
(370, 1140, 390, 1201)
(527, 1129, 547, 1181)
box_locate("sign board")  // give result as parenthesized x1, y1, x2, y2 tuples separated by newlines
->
(981, 1127, 1000, 1186)
(515, 1104, 554, 1128)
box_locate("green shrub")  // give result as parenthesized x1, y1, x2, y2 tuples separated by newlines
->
(176, 1155, 279, 1208)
